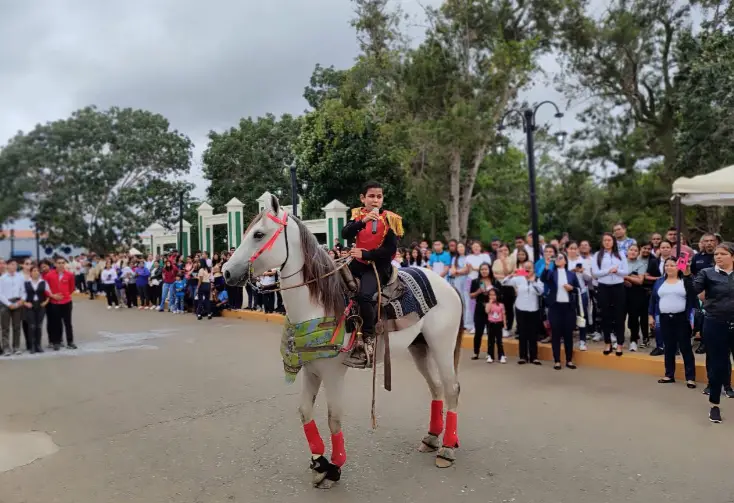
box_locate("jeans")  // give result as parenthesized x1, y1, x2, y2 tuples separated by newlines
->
(659, 312, 696, 381)
(197, 284, 211, 316)
(25, 304, 46, 351)
(578, 291, 590, 342)
(626, 286, 649, 343)
(174, 295, 185, 312)
(159, 283, 175, 311)
(704, 318, 734, 405)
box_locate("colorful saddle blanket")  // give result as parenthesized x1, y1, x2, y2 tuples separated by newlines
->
(383, 268, 438, 329)
(280, 316, 346, 384)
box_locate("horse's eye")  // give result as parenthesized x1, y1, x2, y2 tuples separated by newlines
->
(253, 231, 265, 240)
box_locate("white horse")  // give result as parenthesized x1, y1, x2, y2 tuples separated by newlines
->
(222, 195, 464, 488)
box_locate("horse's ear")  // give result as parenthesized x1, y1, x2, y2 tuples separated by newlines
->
(270, 194, 280, 213)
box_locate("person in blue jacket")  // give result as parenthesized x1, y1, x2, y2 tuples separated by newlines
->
(648, 257, 698, 388)
(542, 253, 581, 369)
(134, 262, 150, 309)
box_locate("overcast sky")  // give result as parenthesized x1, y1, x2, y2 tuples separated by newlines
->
(1, 0, 576, 229)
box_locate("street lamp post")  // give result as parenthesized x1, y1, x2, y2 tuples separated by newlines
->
(498, 101, 567, 263)
(289, 161, 299, 218)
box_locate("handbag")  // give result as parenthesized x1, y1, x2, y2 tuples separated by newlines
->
(576, 290, 586, 328)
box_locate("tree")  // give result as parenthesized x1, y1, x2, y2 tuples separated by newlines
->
(0, 106, 193, 253)
(376, 0, 569, 240)
(673, 18, 734, 233)
(0, 141, 33, 232)
(202, 114, 301, 219)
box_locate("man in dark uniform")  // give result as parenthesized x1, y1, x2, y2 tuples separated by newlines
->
(341, 181, 403, 369)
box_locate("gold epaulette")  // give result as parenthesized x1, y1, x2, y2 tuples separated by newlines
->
(350, 207, 362, 221)
(384, 211, 404, 238)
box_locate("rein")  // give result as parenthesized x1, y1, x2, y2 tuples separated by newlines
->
(245, 210, 352, 293)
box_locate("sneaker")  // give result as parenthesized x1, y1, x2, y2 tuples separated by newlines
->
(630, 342, 638, 352)
(486, 355, 493, 363)
(138, 306, 144, 310)
(579, 341, 587, 351)
(115, 305, 120, 309)
(592, 332, 603, 342)
(107, 306, 112, 310)
(197, 314, 202, 320)
(703, 386, 711, 396)
(499, 355, 507, 364)
(611, 334, 617, 344)
(468, 328, 475, 334)
(695, 344, 706, 354)
(726, 388, 734, 399)
(13, 349, 22, 356)
(67, 343, 77, 350)
(709, 406, 722, 423)
(502, 329, 511, 338)
(650, 347, 664, 356)
(207, 313, 212, 320)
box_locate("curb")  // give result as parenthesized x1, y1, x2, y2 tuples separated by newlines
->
(74, 293, 706, 382)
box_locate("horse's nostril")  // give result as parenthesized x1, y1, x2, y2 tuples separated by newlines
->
(224, 270, 231, 280)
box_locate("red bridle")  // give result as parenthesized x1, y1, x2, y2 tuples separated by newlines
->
(249, 211, 290, 269)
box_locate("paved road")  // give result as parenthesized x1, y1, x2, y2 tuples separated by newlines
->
(0, 300, 732, 503)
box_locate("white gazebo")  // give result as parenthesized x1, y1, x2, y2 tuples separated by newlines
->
(141, 220, 192, 257)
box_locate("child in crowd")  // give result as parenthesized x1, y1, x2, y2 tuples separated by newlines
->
(485, 288, 507, 363)
(212, 286, 230, 316)
(173, 273, 187, 314)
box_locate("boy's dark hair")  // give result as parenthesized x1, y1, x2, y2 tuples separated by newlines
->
(514, 235, 525, 242)
(361, 180, 383, 194)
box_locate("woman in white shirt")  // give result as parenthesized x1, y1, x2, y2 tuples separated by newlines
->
(503, 261, 544, 365)
(100, 259, 120, 309)
(649, 257, 697, 388)
(465, 241, 492, 333)
(591, 233, 628, 356)
(23, 265, 52, 353)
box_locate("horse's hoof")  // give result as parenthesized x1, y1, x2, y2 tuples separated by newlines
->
(310, 455, 341, 488)
(419, 433, 440, 452)
(316, 477, 336, 489)
(435, 446, 456, 468)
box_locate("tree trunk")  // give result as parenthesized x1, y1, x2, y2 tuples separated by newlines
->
(457, 144, 488, 241)
(706, 207, 723, 234)
(446, 149, 462, 240)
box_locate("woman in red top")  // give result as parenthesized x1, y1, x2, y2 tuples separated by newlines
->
(158, 258, 179, 312)
(43, 257, 77, 350)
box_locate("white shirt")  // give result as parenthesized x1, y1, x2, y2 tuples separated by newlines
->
(580, 254, 596, 287)
(591, 251, 628, 285)
(465, 253, 492, 280)
(567, 255, 592, 294)
(503, 275, 544, 312)
(0, 272, 26, 306)
(101, 268, 118, 285)
(556, 269, 570, 303)
(658, 280, 687, 314)
(27, 279, 49, 302)
(260, 273, 276, 286)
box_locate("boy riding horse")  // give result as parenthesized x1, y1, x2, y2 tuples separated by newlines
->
(341, 181, 404, 369)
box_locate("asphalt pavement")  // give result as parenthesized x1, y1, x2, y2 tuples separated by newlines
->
(0, 300, 732, 503)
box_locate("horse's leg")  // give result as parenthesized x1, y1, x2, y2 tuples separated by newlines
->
(408, 334, 444, 453)
(311, 361, 347, 489)
(433, 346, 461, 468)
(299, 369, 330, 486)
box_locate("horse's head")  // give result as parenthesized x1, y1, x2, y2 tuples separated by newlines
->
(223, 194, 296, 287)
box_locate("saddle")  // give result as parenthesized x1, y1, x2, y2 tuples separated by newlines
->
(338, 265, 404, 305)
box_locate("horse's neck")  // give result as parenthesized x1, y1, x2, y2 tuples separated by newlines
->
(279, 271, 326, 324)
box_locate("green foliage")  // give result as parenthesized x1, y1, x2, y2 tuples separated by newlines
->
(0, 106, 193, 253)
(202, 114, 301, 219)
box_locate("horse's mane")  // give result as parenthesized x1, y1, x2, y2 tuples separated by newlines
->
(293, 216, 346, 318)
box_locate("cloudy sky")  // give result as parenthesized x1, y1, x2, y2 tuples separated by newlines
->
(2, 0, 575, 228)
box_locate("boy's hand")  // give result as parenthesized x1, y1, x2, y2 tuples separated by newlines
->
(350, 248, 365, 259)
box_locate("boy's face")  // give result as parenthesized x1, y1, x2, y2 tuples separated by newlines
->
(360, 188, 384, 210)
(433, 241, 443, 253)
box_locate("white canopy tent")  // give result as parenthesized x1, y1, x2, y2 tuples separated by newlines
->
(672, 164, 734, 206)
(671, 164, 734, 254)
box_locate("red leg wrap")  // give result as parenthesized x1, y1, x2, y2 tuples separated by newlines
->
(442, 411, 459, 448)
(429, 400, 444, 435)
(330, 432, 346, 467)
(303, 420, 325, 455)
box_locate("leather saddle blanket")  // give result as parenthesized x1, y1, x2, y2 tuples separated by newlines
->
(375, 267, 438, 331)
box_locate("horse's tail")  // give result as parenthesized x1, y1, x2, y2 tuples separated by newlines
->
(452, 285, 464, 373)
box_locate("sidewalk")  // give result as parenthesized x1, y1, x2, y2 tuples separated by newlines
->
(219, 309, 708, 382)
